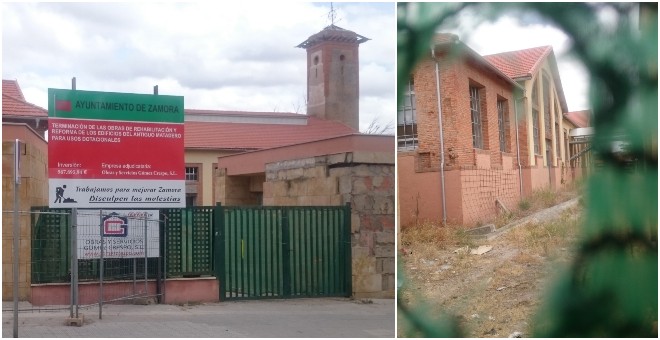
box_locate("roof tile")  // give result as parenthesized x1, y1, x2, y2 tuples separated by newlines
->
(564, 110, 591, 128)
(2, 79, 358, 150)
(2, 79, 25, 101)
(2, 94, 48, 117)
(483, 46, 553, 79)
(184, 116, 356, 150)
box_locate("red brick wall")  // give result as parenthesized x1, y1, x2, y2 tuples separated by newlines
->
(305, 40, 360, 130)
(397, 153, 446, 227)
(413, 53, 517, 171)
(459, 167, 521, 226)
(400, 51, 530, 227)
(398, 152, 521, 227)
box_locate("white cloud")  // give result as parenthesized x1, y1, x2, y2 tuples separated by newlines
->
(2, 2, 395, 131)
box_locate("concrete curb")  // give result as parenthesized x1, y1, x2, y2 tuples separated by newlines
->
(477, 197, 581, 241)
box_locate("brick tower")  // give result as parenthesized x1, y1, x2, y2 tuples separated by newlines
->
(297, 25, 369, 131)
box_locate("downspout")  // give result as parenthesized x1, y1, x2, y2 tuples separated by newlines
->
(514, 94, 524, 198)
(432, 48, 447, 226)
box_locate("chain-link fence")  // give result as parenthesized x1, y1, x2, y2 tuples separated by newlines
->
(26, 209, 165, 318)
(4, 205, 217, 337)
(75, 210, 163, 319)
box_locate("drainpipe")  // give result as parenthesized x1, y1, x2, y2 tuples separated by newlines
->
(432, 48, 447, 226)
(514, 94, 525, 198)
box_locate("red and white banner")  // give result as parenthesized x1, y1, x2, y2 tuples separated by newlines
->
(48, 89, 185, 208)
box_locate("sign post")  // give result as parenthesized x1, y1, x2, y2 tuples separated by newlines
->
(13, 139, 21, 338)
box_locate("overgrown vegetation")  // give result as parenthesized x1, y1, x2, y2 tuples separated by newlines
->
(512, 181, 582, 220)
(517, 199, 531, 212)
(400, 207, 583, 337)
(400, 222, 476, 258)
(505, 206, 583, 258)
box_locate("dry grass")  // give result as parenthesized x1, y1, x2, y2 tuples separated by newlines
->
(493, 211, 515, 228)
(399, 194, 584, 338)
(503, 206, 582, 258)
(400, 221, 475, 252)
(504, 180, 584, 225)
(402, 180, 584, 237)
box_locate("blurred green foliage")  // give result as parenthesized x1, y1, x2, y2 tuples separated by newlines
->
(397, 2, 657, 337)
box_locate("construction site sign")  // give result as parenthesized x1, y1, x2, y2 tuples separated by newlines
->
(48, 88, 185, 208)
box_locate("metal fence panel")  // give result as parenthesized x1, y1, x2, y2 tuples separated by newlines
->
(32, 207, 216, 285)
(219, 205, 351, 301)
(30, 205, 349, 304)
(162, 207, 214, 277)
(31, 208, 71, 284)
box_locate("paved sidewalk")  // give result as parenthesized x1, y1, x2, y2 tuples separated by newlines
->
(3, 298, 394, 338)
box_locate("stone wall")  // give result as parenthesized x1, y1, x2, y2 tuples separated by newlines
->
(263, 151, 395, 298)
(214, 168, 263, 205)
(2, 140, 48, 300)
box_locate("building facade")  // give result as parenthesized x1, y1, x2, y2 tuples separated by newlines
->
(398, 34, 582, 228)
(484, 45, 575, 194)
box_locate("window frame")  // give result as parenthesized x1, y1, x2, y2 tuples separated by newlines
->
(185, 166, 199, 181)
(543, 74, 552, 137)
(469, 85, 484, 149)
(531, 81, 541, 155)
(497, 99, 509, 152)
(397, 78, 418, 151)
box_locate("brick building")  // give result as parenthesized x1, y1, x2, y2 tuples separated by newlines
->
(398, 34, 582, 228)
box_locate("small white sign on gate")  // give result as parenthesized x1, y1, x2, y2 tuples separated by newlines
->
(77, 209, 159, 259)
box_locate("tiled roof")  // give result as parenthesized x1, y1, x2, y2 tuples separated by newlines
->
(564, 110, 591, 128)
(2, 79, 25, 101)
(484, 46, 569, 113)
(185, 109, 302, 118)
(296, 24, 369, 49)
(0, 78, 355, 150)
(184, 115, 356, 150)
(483, 46, 553, 79)
(432, 33, 522, 90)
(2, 94, 48, 118)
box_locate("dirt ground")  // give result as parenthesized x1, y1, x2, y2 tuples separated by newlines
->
(398, 197, 583, 337)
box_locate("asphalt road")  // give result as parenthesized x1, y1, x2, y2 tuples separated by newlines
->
(3, 298, 394, 338)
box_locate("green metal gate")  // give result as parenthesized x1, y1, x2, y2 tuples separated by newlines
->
(216, 204, 352, 300)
